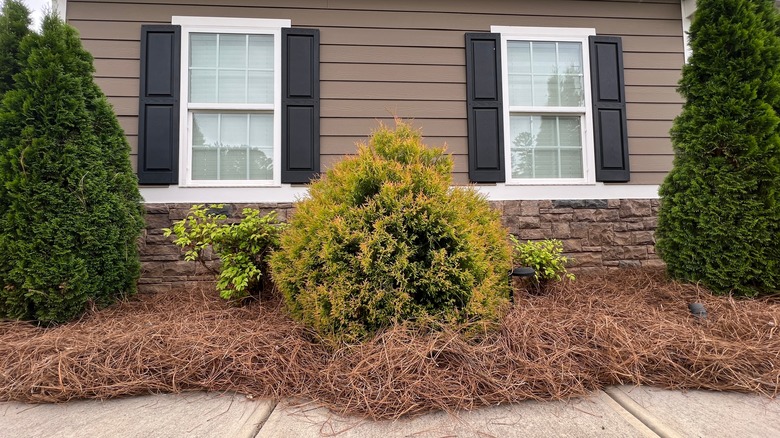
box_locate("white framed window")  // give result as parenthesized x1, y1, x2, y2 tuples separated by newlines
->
(492, 26, 596, 185)
(173, 16, 290, 187)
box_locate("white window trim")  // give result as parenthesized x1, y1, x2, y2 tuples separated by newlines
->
(491, 26, 596, 186)
(173, 16, 290, 188)
(54, 0, 67, 20)
(681, 0, 697, 61)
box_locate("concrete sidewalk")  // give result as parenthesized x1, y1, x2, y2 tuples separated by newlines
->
(1, 386, 777, 438)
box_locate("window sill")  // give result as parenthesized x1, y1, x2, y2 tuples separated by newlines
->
(503, 180, 594, 186)
(179, 183, 282, 188)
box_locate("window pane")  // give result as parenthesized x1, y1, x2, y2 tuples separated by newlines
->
(218, 69, 247, 103)
(535, 117, 558, 147)
(533, 74, 559, 107)
(249, 114, 273, 147)
(249, 148, 273, 180)
(560, 149, 584, 178)
(190, 69, 217, 103)
(558, 43, 582, 74)
(219, 34, 246, 69)
(192, 149, 218, 180)
(559, 75, 584, 107)
(509, 115, 535, 179)
(533, 149, 559, 178)
(248, 70, 273, 104)
(249, 114, 273, 180)
(558, 117, 582, 146)
(248, 35, 274, 69)
(507, 41, 531, 74)
(220, 149, 248, 180)
(221, 114, 247, 147)
(531, 42, 556, 75)
(190, 34, 217, 68)
(509, 115, 583, 179)
(191, 112, 273, 181)
(509, 74, 532, 106)
(192, 113, 218, 147)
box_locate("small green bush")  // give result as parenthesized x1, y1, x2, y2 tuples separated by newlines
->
(270, 121, 512, 343)
(511, 236, 574, 283)
(164, 205, 283, 301)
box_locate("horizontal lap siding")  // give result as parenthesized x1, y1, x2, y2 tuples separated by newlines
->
(70, 0, 684, 184)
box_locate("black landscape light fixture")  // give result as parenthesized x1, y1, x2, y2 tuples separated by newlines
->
(510, 267, 535, 279)
(508, 267, 535, 303)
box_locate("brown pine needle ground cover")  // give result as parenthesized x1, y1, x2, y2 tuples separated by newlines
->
(0, 268, 778, 419)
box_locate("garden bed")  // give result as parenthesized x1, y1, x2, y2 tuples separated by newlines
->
(1, 268, 777, 419)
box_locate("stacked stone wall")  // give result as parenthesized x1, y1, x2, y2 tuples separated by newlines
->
(496, 199, 663, 271)
(139, 199, 662, 292)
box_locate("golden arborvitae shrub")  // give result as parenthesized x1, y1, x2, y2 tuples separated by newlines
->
(270, 121, 511, 343)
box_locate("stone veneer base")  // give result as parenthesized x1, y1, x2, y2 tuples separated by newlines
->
(139, 199, 662, 293)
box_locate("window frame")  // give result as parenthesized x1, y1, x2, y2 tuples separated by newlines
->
(681, 0, 697, 61)
(492, 26, 596, 186)
(173, 16, 290, 188)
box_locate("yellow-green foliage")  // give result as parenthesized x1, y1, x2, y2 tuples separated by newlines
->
(270, 121, 512, 343)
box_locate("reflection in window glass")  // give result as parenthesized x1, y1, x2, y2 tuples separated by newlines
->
(192, 113, 273, 181)
(507, 41, 584, 107)
(510, 115, 583, 179)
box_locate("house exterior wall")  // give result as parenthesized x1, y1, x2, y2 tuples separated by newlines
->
(65, 0, 683, 282)
(67, 0, 684, 188)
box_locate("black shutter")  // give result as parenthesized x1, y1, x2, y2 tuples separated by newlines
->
(589, 36, 630, 182)
(465, 33, 505, 183)
(282, 28, 320, 184)
(138, 25, 180, 185)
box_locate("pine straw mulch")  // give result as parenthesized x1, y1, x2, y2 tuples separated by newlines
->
(0, 268, 778, 419)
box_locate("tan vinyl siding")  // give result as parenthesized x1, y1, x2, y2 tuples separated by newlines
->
(69, 0, 684, 185)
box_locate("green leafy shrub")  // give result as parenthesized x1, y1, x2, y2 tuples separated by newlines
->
(656, 0, 780, 296)
(270, 121, 512, 343)
(511, 236, 574, 283)
(165, 205, 283, 301)
(0, 15, 144, 323)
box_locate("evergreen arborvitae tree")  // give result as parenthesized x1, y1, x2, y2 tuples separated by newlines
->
(0, 14, 144, 322)
(656, 0, 780, 296)
(0, 0, 31, 96)
(0, 0, 31, 251)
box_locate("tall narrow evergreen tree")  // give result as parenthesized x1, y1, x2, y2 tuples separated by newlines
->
(656, 0, 780, 295)
(0, 0, 31, 296)
(0, 0, 31, 96)
(0, 14, 144, 322)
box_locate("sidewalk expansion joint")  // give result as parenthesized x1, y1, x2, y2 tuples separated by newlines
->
(603, 387, 685, 438)
(239, 399, 278, 438)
